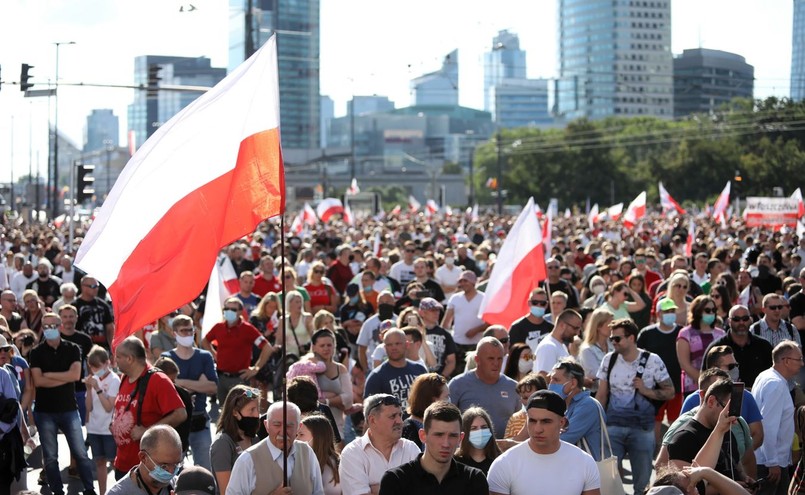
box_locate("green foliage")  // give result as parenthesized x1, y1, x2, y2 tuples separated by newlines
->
(470, 97, 805, 207)
(442, 162, 462, 174)
(366, 185, 409, 208)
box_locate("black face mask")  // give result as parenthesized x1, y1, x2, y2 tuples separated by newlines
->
(378, 303, 394, 321)
(236, 416, 260, 437)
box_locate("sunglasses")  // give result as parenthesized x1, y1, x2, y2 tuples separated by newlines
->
(609, 335, 625, 343)
(673, 284, 688, 289)
(241, 388, 259, 399)
(405, 249, 416, 253)
(767, 305, 784, 311)
(83, 283, 99, 289)
(366, 394, 401, 415)
(731, 315, 751, 322)
(702, 307, 716, 314)
(530, 300, 549, 307)
(498, 337, 509, 344)
(0, 347, 11, 353)
(313, 269, 325, 274)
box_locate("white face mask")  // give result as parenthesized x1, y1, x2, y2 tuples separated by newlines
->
(592, 285, 605, 295)
(445, 256, 455, 266)
(176, 334, 195, 347)
(518, 358, 533, 374)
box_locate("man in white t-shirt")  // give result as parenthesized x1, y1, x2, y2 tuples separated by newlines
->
(389, 241, 417, 287)
(488, 389, 601, 495)
(435, 248, 461, 297)
(534, 309, 583, 376)
(442, 270, 487, 374)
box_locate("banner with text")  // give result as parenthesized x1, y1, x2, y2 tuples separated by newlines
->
(744, 197, 799, 227)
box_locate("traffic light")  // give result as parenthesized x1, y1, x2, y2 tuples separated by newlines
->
(75, 162, 95, 204)
(147, 64, 162, 97)
(20, 63, 34, 92)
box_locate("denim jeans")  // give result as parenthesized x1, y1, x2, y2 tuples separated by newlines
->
(607, 423, 655, 495)
(34, 409, 95, 495)
(189, 426, 212, 470)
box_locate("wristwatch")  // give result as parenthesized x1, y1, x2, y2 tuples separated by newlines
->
(96, 389, 103, 396)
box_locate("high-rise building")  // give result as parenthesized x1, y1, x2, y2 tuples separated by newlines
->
(557, 0, 673, 120)
(793, 0, 805, 101)
(85, 109, 119, 153)
(127, 56, 226, 150)
(411, 50, 459, 106)
(484, 30, 526, 112)
(490, 79, 552, 128)
(320, 95, 334, 148)
(228, 0, 320, 150)
(673, 49, 754, 117)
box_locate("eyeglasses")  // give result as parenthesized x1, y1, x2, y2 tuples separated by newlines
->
(702, 307, 716, 314)
(313, 269, 325, 274)
(730, 315, 751, 322)
(784, 356, 805, 364)
(564, 322, 582, 332)
(609, 335, 625, 343)
(82, 283, 99, 289)
(530, 300, 549, 307)
(42, 324, 59, 331)
(767, 305, 784, 311)
(144, 451, 183, 474)
(0, 347, 11, 353)
(366, 394, 401, 415)
(715, 398, 727, 409)
(224, 307, 240, 312)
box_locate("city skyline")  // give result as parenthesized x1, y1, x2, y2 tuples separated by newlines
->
(0, 0, 794, 181)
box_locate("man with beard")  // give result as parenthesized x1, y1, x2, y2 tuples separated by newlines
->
(534, 310, 583, 376)
(26, 259, 62, 307)
(704, 305, 773, 389)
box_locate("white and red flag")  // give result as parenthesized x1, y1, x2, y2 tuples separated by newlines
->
(426, 200, 439, 215)
(201, 255, 239, 338)
(712, 181, 731, 223)
(792, 188, 805, 218)
(316, 198, 344, 222)
(623, 191, 646, 228)
(342, 202, 355, 226)
(659, 182, 686, 215)
(408, 195, 421, 213)
(542, 210, 552, 258)
(477, 197, 546, 328)
(347, 177, 360, 196)
(290, 202, 317, 234)
(390, 204, 402, 216)
(605, 203, 623, 221)
(685, 220, 695, 258)
(588, 203, 599, 230)
(75, 36, 285, 346)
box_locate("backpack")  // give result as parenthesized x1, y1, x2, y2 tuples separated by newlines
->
(605, 351, 666, 414)
(125, 368, 192, 452)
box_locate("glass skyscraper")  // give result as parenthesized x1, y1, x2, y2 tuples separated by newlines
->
(484, 30, 527, 112)
(793, 0, 805, 101)
(557, 0, 673, 120)
(229, 0, 320, 150)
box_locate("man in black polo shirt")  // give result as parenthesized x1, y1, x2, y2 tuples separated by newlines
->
(508, 288, 553, 348)
(378, 401, 488, 495)
(30, 312, 97, 495)
(703, 304, 773, 389)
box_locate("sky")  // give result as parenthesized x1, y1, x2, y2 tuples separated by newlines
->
(0, 0, 794, 182)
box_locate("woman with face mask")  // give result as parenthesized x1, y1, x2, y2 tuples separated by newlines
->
(454, 407, 501, 475)
(578, 307, 615, 393)
(676, 295, 726, 396)
(210, 386, 261, 495)
(503, 343, 535, 382)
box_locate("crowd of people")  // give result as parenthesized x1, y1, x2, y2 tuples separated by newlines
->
(0, 208, 804, 495)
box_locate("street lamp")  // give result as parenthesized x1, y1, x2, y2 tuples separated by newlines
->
(104, 139, 114, 199)
(52, 40, 76, 219)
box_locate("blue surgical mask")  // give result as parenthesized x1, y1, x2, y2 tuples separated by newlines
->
(223, 309, 238, 324)
(702, 314, 716, 326)
(530, 306, 546, 318)
(145, 452, 178, 485)
(43, 328, 60, 341)
(363, 285, 374, 292)
(661, 313, 677, 327)
(350, 296, 359, 305)
(94, 367, 109, 380)
(468, 428, 492, 449)
(548, 382, 569, 400)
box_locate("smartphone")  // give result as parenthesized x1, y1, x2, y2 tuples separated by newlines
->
(729, 382, 744, 417)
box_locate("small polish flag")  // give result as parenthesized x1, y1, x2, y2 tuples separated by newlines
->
(477, 197, 546, 328)
(685, 220, 695, 258)
(426, 199, 439, 214)
(588, 204, 599, 230)
(444, 205, 453, 216)
(792, 188, 805, 218)
(659, 182, 686, 215)
(390, 204, 402, 216)
(542, 211, 552, 258)
(202, 256, 239, 338)
(316, 198, 344, 222)
(470, 203, 479, 222)
(303, 202, 317, 225)
(347, 177, 360, 196)
(342, 203, 355, 225)
(373, 231, 382, 256)
(623, 191, 646, 228)
(564, 208, 571, 219)
(535, 202, 544, 219)
(712, 182, 731, 223)
(290, 210, 305, 235)
(605, 203, 623, 221)
(409, 195, 421, 213)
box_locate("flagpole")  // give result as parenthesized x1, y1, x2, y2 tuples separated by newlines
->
(279, 211, 288, 486)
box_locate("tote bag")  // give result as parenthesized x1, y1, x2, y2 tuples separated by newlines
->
(581, 405, 626, 495)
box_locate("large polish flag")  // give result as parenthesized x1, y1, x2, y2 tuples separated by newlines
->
(75, 36, 285, 345)
(792, 188, 805, 218)
(317, 198, 344, 222)
(478, 198, 546, 328)
(659, 182, 686, 215)
(712, 181, 731, 222)
(622, 191, 646, 228)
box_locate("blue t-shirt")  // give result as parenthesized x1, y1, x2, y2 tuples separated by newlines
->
(363, 360, 427, 413)
(680, 389, 763, 424)
(164, 349, 217, 415)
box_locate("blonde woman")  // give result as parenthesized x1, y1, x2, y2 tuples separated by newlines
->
(666, 272, 691, 326)
(278, 290, 313, 357)
(578, 307, 615, 390)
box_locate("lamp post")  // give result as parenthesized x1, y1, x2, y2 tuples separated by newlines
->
(52, 41, 76, 219)
(104, 139, 114, 200)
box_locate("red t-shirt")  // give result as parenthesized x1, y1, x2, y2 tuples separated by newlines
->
(204, 320, 266, 373)
(304, 282, 332, 308)
(111, 366, 186, 472)
(253, 274, 282, 297)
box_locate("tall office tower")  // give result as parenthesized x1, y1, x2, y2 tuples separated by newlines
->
(673, 49, 754, 117)
(320, 95, 334, 148)
(127, 56, 226, 150)
(411, 49, 459, 106)
(557, 0, 673, 120)
(85, 109, 120, 153)
(793, 0, 805, 101)
(228, 0, 321, 149)
(484, 30, 527, 112)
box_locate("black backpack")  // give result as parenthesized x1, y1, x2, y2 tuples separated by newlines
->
(125, 368, 192, 451)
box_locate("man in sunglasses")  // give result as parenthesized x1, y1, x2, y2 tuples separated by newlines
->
(703, 305, 773, 389)
(749, 294, 801, 348)
(534, 309, 583, 377)
(509, 288, 553, 348)
(73, 274, 115, 351)
(340, 393, 420, 495)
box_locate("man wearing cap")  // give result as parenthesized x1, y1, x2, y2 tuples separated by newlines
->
(488, 390, 601, 495)
(596, 318, 675, 495)
(174, 466, 216, 495)
(378, 401, 488, 494)
(363, 329, 427, 411)
(340, 393, 420, 495)
(107, 425, 184, 495)
(637, 298, 684, 442)
(442, 270, 486, 374)
(703, 305, 773, 388)
(508, 288, 553, 348)
(418, 297, 457, 378)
